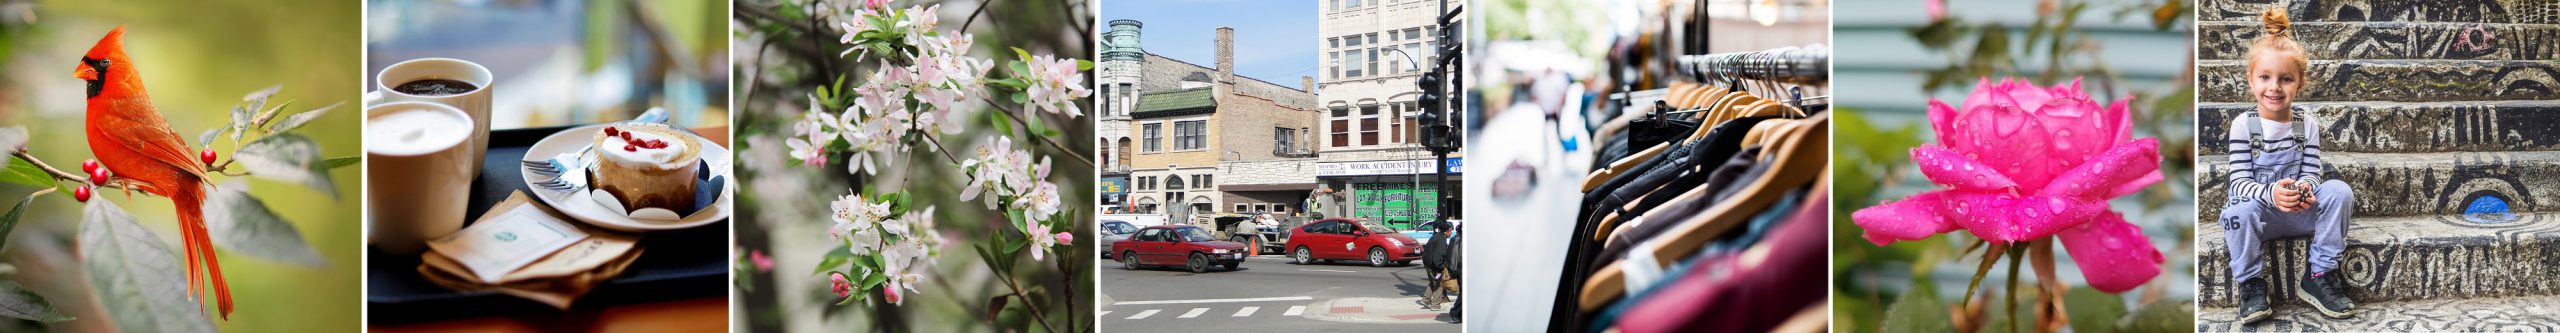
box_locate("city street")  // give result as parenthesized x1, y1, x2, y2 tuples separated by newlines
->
(1097, 255, 1459, 332)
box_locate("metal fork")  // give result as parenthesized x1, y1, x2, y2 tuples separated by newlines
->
(524, 108, 669, 192)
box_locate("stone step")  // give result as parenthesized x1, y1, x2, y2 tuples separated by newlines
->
(2195, 213, 2560, 309)
(2196, 151, 2560, 219)
(2199, 59, 2560, 103)
(2197, 294, 2560, 331)
(2196, 101, 2560, 154)
(2198, 21, 2560, 61)
(2200, 0, 2560, 24)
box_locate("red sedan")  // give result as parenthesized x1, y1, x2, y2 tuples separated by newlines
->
(1284, 218, 1423, 267)
(1113, 225, 1250, 273)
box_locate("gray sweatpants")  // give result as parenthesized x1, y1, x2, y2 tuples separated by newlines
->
(2221, 179, 2355, 281)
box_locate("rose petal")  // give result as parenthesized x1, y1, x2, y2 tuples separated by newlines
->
(2037, 138, 2162, 199)
(2058, 212, 2164, 293)
(2108, 171, 2164, 198)
(2002, 78, 2056, 115)
(1943, 191, 2108, 243)
(1912, 144, 2018, 191)
(1852, 191, 1961, 246)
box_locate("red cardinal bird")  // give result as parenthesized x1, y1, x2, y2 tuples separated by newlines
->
(75, 26, 231, 320)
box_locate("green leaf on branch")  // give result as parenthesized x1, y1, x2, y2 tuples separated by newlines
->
(1012, 47, 1034, 64)
(0, 162, 49, 188)
(814, 241, 853, 276)
(0, 190, 43, 251)
(198, 127, 226, 147)
(81, 199, 216, 333)
(1077, 59, 1094, 71)
(205, 181, 327, 267)
(0, 281, 70, 322)
(267, 101, 341, 133)
(234, 133, 338, 198)
(323, 156, 362, 170)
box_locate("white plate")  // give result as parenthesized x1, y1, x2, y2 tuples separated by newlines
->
(518, 124, 732, 232)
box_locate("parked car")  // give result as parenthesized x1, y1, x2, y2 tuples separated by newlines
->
(1099, 220, 1139, 259)
(1283, 218, 1422, 267)
(1113, 225, 1249, 273)
(1189, 213, 1287, 255)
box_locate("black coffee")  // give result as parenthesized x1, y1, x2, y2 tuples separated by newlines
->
(392, 79, 478, 96)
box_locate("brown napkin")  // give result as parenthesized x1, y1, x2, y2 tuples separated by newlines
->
(418, 191, 645, 309)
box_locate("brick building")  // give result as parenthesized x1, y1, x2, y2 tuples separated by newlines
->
(1095, 22, 1320, 219)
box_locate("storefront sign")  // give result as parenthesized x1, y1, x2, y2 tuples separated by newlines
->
(1318, 158, 1464, 177)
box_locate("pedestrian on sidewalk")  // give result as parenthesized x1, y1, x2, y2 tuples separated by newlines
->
(1420, 220, 1455, 310)
(2221, 5, 2357, 324)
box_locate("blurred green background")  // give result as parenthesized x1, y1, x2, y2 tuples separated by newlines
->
(0, 0, 359, 332)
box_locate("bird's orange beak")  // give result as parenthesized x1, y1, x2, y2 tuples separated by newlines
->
(72, 61, 96, 81)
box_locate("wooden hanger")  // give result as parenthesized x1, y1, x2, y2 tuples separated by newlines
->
(1577, 113, 1828, 311)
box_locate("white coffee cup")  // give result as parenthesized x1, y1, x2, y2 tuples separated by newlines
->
(365, 102, 476, 255)
(369, 58, 493, 175)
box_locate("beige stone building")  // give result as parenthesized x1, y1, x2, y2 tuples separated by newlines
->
(1100, 24, 1320, 218)
(1315, 0, 1462, 229)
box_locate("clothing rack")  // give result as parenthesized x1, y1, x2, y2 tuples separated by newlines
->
(1677, 45, 1828, 86)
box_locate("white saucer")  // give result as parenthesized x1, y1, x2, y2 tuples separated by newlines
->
(517, 124, 732, 232)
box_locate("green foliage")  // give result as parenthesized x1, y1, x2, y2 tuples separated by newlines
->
(2063, 287, 2128, 333)
(1881, 287, 1952, 332)
(203, 181, 327, 267)
(80, 199, 214, 333)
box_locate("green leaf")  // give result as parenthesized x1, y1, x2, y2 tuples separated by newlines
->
(813, 242, 853, 276)
(0, 281, 70, 322)
(322, 156, 362, 170)
(268, 102, 341, 133)
(80, 199, 216, 333)
(1011, 47, 1034, 64)
(0, 190, 43, 251)
(858, 269, 887, 290)
(990, 111, 1015, 135)
(0, 161, 53, 188)
(1880, 290, 1953, 332)
(2064, 287, 2128, 333)
(1077, 59, 1094, 71)
(197, 127, 226, 147)
(233, 133, 338, 198)
(204, 181, 327, 267)
(1008, 60, 1032, 78)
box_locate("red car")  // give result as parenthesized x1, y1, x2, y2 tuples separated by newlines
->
(1113, 225, 1249, 273)
(1284, 218, 1422, 267)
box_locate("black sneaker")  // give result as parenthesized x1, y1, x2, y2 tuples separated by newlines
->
(2238, 277, 2271, 324)
(2295, 272, 2354, 318)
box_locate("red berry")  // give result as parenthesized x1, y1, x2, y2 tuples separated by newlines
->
(624, 145, 638, 152)
(618, 131, 633, 140)
(73, 186, 90, 202)
(603, 126, 620, 137)
(201, 149, 217, 165)
(89, 166, 109, 183)
(81, 159, 97, 174)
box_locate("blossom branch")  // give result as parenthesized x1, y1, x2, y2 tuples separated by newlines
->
(975, 96, 1092, 167)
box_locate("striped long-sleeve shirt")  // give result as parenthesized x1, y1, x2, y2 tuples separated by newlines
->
(2225, 113, 2326, 207)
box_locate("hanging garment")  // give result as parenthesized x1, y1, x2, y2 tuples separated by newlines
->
(1613, 191, 1830, 333)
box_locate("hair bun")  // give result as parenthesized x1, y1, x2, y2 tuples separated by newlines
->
(2260, 6, 2293, 38)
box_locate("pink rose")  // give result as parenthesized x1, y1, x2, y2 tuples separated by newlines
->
(829, 272, 853, 298)
(1055, 232, 1075, 246)
(1850, 77, 2165, 293)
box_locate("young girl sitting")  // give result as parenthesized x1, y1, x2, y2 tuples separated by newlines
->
(2220, 6, 2357, 323)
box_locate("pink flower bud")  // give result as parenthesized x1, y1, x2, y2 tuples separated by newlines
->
(1055, 232, 1074, 245)
(829, 272, 853, 298)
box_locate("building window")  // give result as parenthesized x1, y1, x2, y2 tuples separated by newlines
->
(1360, 105, 1381, 146)
(1347, 0, 1361, 8)
(1344, 37, 1364, 78)
(1175, 120, 1207, 150)
(1274, 205, 1289, 213)
(1365, 47, 1378, 79)
(1143, 123, 1162, 152)
(1328, 51, 1339, 80)
(1329, 108, 1351, 148)
(1406, 43, 1423, 71)
(1236, 204, 1248, 213)
(1391, 105, 1406, 144)
(1201, 174, 1214, 188)
(1168, 175, 1185, 190)
(1276, 127, 1296, 153)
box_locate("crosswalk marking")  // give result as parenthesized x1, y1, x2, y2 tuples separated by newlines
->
(1178, 308, 1209, 318)
(1285, 306, 1306, 316)
(1113, 296, 1316, 305)
(1126, 309, 1160, 319)
(1234, 306, 1259, 317)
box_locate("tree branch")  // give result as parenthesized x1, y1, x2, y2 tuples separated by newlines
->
(974, 97, 1092, 167)
(12, 150, 136, 191)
